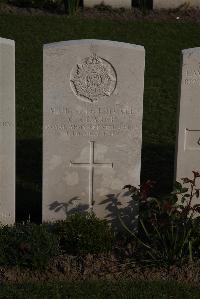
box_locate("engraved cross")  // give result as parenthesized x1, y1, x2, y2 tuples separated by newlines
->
(70, 141, 113, 209)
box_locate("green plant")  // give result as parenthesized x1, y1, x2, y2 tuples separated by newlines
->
(120, 172, 200, 267)
(63, 0, 80, 15)
(136, 218, 193, 266)
(54, 212, 114, 255)
(0, 223, 59, 269)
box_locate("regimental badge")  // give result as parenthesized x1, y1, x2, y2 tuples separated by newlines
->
(70, 54, 117, 103)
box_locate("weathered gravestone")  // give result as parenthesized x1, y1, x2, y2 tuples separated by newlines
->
(176, 47, 200, 190)
(84, 0, 132, 8)
(0, 37, 15, 225)
(154, 0, 200, 9)
(43, 40, 145, 225)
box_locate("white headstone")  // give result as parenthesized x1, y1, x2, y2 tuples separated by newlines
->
(0, 37, 15, 225)
(43, 39, 145, 224)
(176, 47, 200, 188)
(84, 0, 132, 8)
(154, 0, 200, 9)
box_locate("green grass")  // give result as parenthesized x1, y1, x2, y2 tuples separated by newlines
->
(0, 15, 200, 221)
(0, 280, 200, 298)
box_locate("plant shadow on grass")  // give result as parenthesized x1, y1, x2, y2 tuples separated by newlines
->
(16, 140, 174, 226)
(16, 139, 42, 223)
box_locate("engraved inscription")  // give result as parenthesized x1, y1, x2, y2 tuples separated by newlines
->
(184, 65, 200, 86)
(0, 212, 11, 219)
(70, 141, 113, 208)
(70, 54, 117, 103)
(185, 129, 200, 150)
(0, 121, 13, 127)
(45, 105, 134, 137)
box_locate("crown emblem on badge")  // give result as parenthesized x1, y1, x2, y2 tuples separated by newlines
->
(70, 54, 117, 103)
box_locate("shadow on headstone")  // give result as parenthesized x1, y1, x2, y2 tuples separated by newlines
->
(100, 191, 139, 232)
(16, 139, 42, 223)
(16, 139, 174, 225)
(48, 192, 138, 232)
(49, 197, 88, 216)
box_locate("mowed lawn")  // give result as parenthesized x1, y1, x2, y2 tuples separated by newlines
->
(1, 280, 200, 299)
(0, 15, 199, 220)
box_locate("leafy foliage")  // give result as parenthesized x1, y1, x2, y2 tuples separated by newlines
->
(0, 214, 113, 268)
(121, 171, 200, 267)
(0, 223, 59, 269)
(54, 212, 114, 255)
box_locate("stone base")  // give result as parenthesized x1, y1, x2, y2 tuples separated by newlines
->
(154, 0, 200, 9)
(84, 0, 132, 9)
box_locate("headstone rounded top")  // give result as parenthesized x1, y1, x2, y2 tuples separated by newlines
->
(182, 47, 200, 55)
(0, 37, 15, 45)
(43, 39, 145, 52)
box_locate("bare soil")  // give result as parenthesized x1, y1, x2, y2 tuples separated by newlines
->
(1, 254, 200, 284)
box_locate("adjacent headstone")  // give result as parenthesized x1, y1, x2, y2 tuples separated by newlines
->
(154, 0, 200, 9)
(43, 39, 145, 224)
(175, 47, 200, 188)
(0, 37, 15, 225)
(84, 0, 132, 8)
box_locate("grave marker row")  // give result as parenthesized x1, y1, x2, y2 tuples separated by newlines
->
(154, 0, 200, 9)
(84, 0, 200, 9)
(0, 36, 199, 225)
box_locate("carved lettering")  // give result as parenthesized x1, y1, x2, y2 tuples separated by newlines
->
(0, 121, 13, 127)
(50, 105, 134, 116)
(185, 129, 200, 150)
(46, 104, 135, 137)
(0, 212, 11, 219)
(184, 67, 200, 86)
